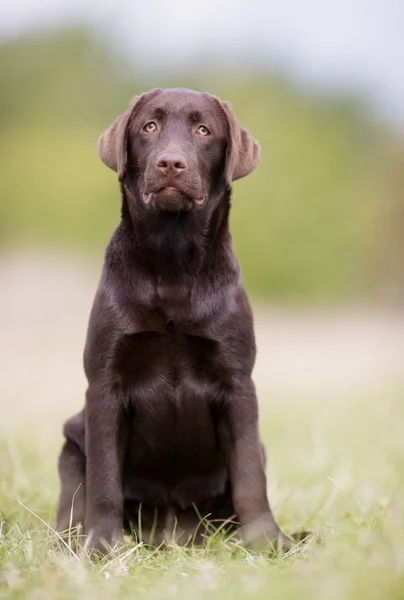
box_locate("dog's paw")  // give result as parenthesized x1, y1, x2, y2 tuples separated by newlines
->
(240, 516, 314, 555)
(240, 516, 290, 552)
(83, 527, 122, 557)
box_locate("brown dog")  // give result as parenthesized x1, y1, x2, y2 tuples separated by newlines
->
(56, 88, 300, 553)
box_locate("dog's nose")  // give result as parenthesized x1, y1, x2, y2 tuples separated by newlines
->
(156, 153, 187, 176)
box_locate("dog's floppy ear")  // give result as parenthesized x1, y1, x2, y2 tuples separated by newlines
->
(97, 89, 162, 180)
(215, 99, 260, 184)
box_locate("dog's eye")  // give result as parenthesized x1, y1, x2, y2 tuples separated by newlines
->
(143, 122, 157, 132)
(197, 125, 210, 136)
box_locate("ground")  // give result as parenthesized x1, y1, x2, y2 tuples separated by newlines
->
(1, 250, 404, 599)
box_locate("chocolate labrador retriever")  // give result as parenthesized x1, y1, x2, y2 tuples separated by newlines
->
(56, 88, 301, 553)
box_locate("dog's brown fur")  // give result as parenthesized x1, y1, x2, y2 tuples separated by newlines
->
(56, 88, 300, 552)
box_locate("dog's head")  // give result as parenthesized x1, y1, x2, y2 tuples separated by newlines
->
(98, 88, 260, 213)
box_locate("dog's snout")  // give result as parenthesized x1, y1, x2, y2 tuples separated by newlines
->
(156, 153, 187, 176)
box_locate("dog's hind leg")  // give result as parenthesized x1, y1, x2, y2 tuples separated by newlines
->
(56, 411, 86, 539)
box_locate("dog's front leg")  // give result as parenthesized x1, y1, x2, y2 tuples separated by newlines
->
(84, 382, 126, 554)
(220, 378, 293, 551)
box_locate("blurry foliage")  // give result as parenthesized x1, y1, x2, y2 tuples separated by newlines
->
(0, 27, 402, 302)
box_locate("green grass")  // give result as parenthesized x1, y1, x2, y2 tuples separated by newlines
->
(1, 384, 404, 599)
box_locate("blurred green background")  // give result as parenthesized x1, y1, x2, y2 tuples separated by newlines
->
(1, 27, 403, 303)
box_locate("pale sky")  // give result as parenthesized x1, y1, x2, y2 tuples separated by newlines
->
(2, 0, 403, 127)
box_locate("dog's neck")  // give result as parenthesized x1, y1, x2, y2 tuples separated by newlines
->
(119, 185, 232, 282)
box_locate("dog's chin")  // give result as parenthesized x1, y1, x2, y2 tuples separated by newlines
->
(142, 187, 204, 213)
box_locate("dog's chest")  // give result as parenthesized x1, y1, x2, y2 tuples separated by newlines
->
(155, 284, 192, 323)
(115, 326, 223, 471)
(133, 282, 210, 336)
(114, 325, 220, 392)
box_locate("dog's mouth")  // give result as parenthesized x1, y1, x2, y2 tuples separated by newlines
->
(143, 187, 205, 211)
